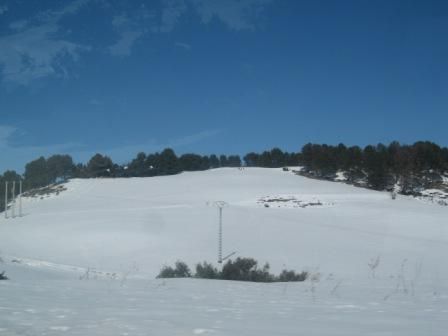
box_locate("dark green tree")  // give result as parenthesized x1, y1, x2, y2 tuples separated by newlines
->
(47, 154, 74, 183)
(86, 154, 114, 177)
(128, 152, 147, 177)
(227, 155, 242, 167)
(158, 148, 180, 175)
(209, 154, 220, 168)
(24, 157, 50, 189)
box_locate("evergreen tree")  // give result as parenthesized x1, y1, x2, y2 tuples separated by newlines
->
(128, 152, 147, 177)
(24, 157, 50, 189)
(47, 154, 74, 183)
(270, 148, 285, 167)
(158, 148, 180, 175)
(227, 155, 242, 167)
(179, 153, 205, 171)
(219, 155, 228, 167)
(145, 153, 160, 176)
(209, 154, 220, 168)
(243, 152, 260, 167)
(86, 154, 114, 177)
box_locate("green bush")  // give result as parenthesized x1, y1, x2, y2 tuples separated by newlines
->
(156, 261, 191, 278)
(195, 262, 220, 279)
(156, 258, 308, 283)
(221, 257, 257, 281)
(221, 258, 275, 282)
(0, 271, 8, 280)
(277, 269, 308, 282)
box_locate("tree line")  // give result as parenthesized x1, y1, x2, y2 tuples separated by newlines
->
(1, 141, 447, 211)
(157, 258, 308, 283)
(298, 141, 448, 192)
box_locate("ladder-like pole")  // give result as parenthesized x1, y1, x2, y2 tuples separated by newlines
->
(19, 180, 23, 217)
(218, 207, 223, 264)
(4, 181, 8, 219)
(11, 181, 16, 218)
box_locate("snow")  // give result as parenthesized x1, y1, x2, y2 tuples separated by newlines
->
(417, 189, 448, 206)
(442, 174, 448, 184)
(334, 171, 347, 181)
(0, 167, 448, 335)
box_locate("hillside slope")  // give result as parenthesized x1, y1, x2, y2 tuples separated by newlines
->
(0, 168, 447, 335)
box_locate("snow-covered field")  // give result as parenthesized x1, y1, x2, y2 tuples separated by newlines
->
(1, 168, 447, 335)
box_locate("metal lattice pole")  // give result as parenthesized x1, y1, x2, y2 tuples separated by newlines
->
(4, 181, 8, 219)
(19, 180, 23, 217)
(11, 181, 16, 218)
(214, 201, 228, 264)
(218, 206, 223, 263)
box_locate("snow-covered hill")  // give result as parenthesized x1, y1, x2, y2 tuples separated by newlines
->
(1, 168, 447, 335)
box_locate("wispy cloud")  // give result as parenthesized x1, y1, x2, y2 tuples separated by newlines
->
(108, 13, 146, 57)
(0, 4, 7, 15)
(0, 5, 8, 15)
(0, 24, 89, 85)
(71, 129, 221, 164)
(159, 0, 187, 33)
(0, 0, 275, 81)
(0, 125, 220, 173)
(158, 0, 273, 32)
(0, 0, 92, 86)
(169, 129, 221, 148)
(0, 125, 17, 146)
(0, 124, 83, 173)
(9, 20, 28, 31)
(191, 0, 273, 31)
(89, 98, 103, 106)
(108, 0, 273, 57)
(175, 42, 192, 51)
(109, 31, 143, 56)
(109, 30, 143, 56)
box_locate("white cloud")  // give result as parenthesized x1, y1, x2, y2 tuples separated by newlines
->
(109, 30, 143, 57)
(0, 0, 92, 86)
(169, 129, 221, 148)
(54, 0, 91, 17)
(109, 13, 146, 57)
(106, 0, 273, 58)
(159, 0, 187, 33)
(157, 0, 273, 32)
(0, 4, 8, 15)
(112, 14, 129, 28)
(0, 125, 220, 173)
(71, 129, 221, 164)
(175, 42, 192, 51)
(0, 125, 82, 173)
(0, 125, 17, 146)
(191, 0, 273, 31)
(89, 98, 103, 106)
(36, 0, 92, 23)
(0, 24, 89, 85)
(9, 20, 28, 31)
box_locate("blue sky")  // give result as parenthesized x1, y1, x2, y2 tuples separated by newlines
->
(0, 0, 447, 172)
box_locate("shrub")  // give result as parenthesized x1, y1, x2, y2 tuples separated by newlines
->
(277, 269, 308, 282)
(221, 257, 258, 281)
(249, 262, 275, 282)
(157, 261, 191, 278)
(221, 258, 276, 282)
(195, 262, 219, 279)
(156, 258, 307, 283)
(0, 271, 8, 280)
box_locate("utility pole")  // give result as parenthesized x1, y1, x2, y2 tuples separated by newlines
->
(11, 181, 15, 218)
(214, 201, 228, 264)
(19, 180, 23, 217)
(4, 181, 8, 219)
